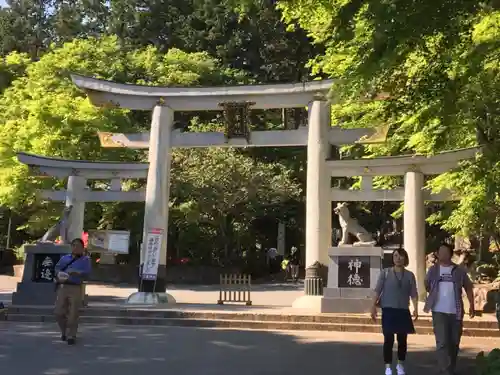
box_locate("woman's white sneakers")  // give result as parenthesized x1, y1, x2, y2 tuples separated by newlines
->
(385, 364, 406, 375)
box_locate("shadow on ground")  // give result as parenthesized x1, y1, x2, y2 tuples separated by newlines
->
(87, 282, 305, 292)
(0, 323, 481, 375)
(169, 282, 305, 292)
(0, 292, 11, 303)
(87, 295, 128, 304)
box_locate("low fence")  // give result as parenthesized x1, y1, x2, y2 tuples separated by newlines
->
(217, 274, 252, 306)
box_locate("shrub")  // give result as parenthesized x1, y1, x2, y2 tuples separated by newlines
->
(13, 244, 26, 264)
(477, 349, 500, 375)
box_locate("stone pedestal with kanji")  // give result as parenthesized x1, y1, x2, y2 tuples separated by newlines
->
(320, 246, 383, 313)
(11, 243, 71, 305)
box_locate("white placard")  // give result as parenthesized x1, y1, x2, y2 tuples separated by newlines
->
(87, 230, 130, 254)
(88, 231, 106, 249)
(142, 228, 163, 281)
(108, 232, 130, 254)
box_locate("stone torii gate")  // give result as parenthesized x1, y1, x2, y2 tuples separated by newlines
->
(327, 147, 478, 299)
(18, 152, 149, 242)
(69, 74, 378, 295)
(20, 144, 478, 309)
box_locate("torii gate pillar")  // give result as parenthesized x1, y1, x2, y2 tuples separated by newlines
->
(404, 171, 426, 300)
(66, 175, 86, 242)
(140, 105, 173, 293)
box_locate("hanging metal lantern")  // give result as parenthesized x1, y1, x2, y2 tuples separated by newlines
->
(219, 101, 254, 143)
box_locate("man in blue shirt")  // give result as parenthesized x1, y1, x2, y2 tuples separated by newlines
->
(54, 238, 91, 345)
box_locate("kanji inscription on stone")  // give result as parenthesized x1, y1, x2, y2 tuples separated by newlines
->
(34, 254, 62, 283)
(338, 256, 370, 288)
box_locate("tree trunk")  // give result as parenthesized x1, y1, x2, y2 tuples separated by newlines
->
(221, 214, 234, 261)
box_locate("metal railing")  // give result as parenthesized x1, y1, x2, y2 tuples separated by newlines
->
(217, 274, 252, 306)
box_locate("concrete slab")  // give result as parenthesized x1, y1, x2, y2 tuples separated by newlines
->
(0, 322, 496, 375)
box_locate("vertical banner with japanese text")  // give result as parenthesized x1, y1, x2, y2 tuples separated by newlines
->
(142, 228, 164, 281)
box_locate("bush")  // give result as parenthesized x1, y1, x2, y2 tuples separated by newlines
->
(477, 349, 500, 375)
(13, 244, 26, 264)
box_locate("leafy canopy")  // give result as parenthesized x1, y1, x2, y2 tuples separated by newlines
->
(0, 35, 243, 208)
(0, 36, 301, 260)
(263, 0, 500, 236)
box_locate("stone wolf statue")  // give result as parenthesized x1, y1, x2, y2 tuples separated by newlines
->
(39, 205, 73, 244)
(334, 202, 376, 246)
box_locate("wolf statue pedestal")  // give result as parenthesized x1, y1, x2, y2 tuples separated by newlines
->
(11, 243, 71, 305)
(319, 203, 382, 313)
(320, 246, 383, 313)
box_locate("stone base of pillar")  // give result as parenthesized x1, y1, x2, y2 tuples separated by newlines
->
(126, 291, 176, 305)
(320, 287, 373, 313)
(304, 277, 323, 295)
(138, 265, 167, 293)
(304, 262, 325, 296)
(292, 262, 329, 311)
(291, 291, 375, 313)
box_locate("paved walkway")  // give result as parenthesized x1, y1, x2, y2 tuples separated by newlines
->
(0, 275, 307, 315)
(0, 275, 304, 307)
(0, 322, 496, 375)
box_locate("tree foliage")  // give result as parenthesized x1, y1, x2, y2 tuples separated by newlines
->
(0, 36, 301, 260)
(170, 146, 300, 262)
(0, 0, 319, 83)
(0, 1, 317, 257)
(0, 36, 238, 206)
(267, 0, 500, 239)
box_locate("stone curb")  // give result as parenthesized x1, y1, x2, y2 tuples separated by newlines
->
(5, 306, 498, 330)
(3, 312, 499, 338)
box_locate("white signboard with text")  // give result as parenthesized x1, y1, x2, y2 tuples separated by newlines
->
(87, 230, 130, 254)
(108, 232, 130, 253)
(142, 228, 163, 281)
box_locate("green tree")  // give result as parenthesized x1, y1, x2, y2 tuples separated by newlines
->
(250, 0, 500, 241)
(0, 1, 109, 58)
(0, 0, 52, 59)
(106, 0, 320, 83)
(0, 51, 31, 92)
(50, 0, 109, 42)
(0, 36, 302, 263)
(169, 146, 301, 262)
(0, 36, 241, 224)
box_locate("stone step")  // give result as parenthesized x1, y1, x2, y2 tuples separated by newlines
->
(5, 305, 498, 330)
(3, 310, 499, 338)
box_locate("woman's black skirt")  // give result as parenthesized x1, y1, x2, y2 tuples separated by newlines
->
(381, 307, 415, 335)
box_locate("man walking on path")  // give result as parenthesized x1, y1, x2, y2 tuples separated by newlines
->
(54, 238, 91, 345)
(424, 243, 475, 375)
